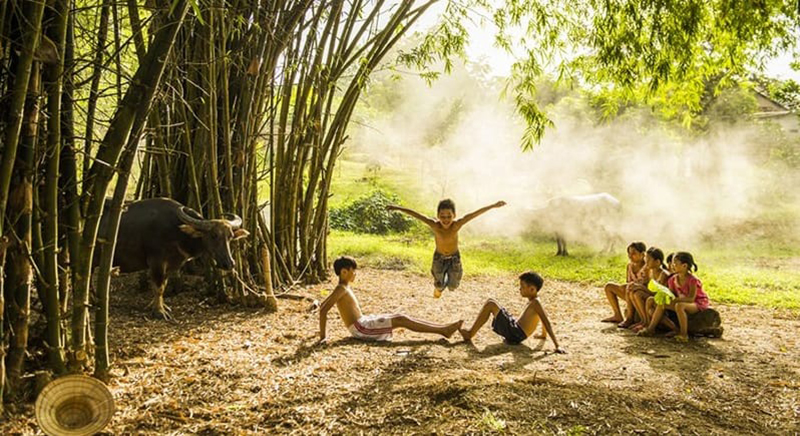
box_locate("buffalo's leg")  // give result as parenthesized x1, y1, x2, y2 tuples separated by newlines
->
(147, 261, 172, 320)
(556, 234, 568, 256)
(165, 271, 184, 296)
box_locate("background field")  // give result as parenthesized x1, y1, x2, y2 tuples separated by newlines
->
(328, 157, 800, 314)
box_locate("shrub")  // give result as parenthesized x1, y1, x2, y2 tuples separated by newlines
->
(330, 190, 414, 234)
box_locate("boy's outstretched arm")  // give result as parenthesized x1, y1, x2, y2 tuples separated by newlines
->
(456, 201, 506, 227)
(386, 204, 436, 227)
(318, 286, 345, 342)
(531, 299, 565, 353)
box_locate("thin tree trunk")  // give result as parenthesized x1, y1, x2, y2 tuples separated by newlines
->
(5, 62, 39, 396)
(0, 236, 8, 412)
(82, 0, 111, 177)
(58, 2, 76, 317)
(0, 0, 47, 404)
(94, 129, 139, 381)
(41, 0, 71, 375)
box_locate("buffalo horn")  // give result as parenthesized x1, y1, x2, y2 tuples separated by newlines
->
(177, 206, 213, 230)
(222, 213, 242, 229)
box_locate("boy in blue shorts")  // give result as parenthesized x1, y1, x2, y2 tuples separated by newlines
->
(460, 271, 565, 353)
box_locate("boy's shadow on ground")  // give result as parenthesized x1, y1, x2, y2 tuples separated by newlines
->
(273, 336, 462, 366)
(275, 334, 558, 370)
(461, 338, 554, 370)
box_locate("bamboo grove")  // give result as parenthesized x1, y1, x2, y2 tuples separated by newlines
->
(0, 0, 437, 409)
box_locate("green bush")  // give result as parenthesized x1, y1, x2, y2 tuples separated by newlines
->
(330, 190, 414, 234)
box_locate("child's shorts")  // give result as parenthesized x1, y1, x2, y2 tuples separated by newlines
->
(348, 314, 393, 342)
(431, 251, 463, 290)
(492, 307, 528, 344)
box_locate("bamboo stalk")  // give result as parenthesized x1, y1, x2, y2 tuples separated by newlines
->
(41, 0, 71, 375)
(5, 61, 40, 396)
(0, 0, 47, 404)
(82, 0, 111, 177)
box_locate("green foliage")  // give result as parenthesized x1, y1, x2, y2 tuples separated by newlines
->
(329, 190, 414, 235)
(404, 1, 798, 146)
(758, 76, 800, 110)
(704, 86, 758, 122)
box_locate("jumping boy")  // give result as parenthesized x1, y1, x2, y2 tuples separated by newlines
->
(318, 256, 463, 342)
(459, 271, 565, 353)
(387, 199, 506, 298)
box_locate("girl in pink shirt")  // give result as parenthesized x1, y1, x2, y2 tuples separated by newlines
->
(602, 242, 647, 326)
(639, 251, 710, 342)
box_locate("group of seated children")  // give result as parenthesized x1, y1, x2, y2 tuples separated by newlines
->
(602, 242, 711, 342)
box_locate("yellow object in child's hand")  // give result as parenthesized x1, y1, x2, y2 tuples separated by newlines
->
(649, 280, 675, 305)
(320, 289, 330, 297)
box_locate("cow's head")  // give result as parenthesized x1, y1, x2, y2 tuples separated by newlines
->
(176, 207, 249, 270)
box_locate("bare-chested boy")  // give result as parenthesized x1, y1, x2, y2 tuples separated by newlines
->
(387, 199, 506, 298)
(459, 271, 565, 353)
(318, 256, 463, 343)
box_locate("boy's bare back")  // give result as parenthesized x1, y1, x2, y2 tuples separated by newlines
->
(516, 298, 547, 337)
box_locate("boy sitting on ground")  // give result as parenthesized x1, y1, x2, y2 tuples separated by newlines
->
(318, 256, 463, 342)
(459, 271, 565, 353)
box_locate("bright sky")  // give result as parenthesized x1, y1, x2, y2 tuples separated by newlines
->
(765, 51, 800, 82)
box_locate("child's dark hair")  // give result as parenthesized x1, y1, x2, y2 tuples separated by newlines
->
(333, 256, 357, 275)
(673, 251, 698, 272)
(646, 247, 666, 270)
(437, 199, 456, 214)
(666, 252, 675, 265)
(627, 241, 646, 253)
(519, 271, 544, 290)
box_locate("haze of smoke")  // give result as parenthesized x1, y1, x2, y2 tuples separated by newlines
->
(350, 66, 799, 251)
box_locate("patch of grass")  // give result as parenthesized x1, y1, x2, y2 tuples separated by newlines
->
(479, 410, 507, 432)
(567, 425, 588, 436)
(329, 231, 800, 312)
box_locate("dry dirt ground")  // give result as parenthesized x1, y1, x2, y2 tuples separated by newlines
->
(3, 268, 800, 435)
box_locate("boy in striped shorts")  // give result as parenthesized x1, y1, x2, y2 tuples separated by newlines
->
(318, 256, 463, 342)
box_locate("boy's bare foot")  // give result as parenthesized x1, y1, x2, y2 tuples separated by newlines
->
(617, 319, 635, 329)
(664, 331, 677, 338)
(601, 316, 623, 323)
(459, 327, 472, 342)
(443, 320, 463, 338)
(631, 323, 645, 332)
(637, 328, 654, 337)
(675, 335, 689, 343)
(433, 288, 443, 298)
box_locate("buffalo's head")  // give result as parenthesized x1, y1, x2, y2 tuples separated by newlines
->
(176, 207, 249, 270)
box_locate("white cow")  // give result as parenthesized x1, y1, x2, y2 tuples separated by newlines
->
(530, 192, 622, 256)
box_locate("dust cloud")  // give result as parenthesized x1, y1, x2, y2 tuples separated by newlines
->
(347, 63, 800, 251)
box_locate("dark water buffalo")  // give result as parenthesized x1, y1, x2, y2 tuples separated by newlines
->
(530, 192, 622, 256)
(101, 198, 249, 319)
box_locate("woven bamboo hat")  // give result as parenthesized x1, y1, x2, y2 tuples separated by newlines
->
(35, 374, 115, 436)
